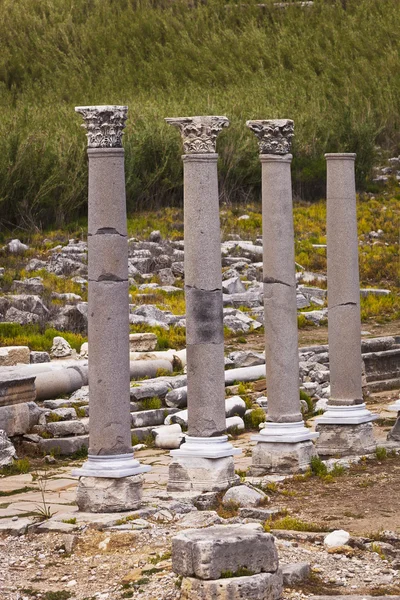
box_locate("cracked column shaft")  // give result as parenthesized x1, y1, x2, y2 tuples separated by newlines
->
(72, 107, 149, 505)
(165, 116, 240, 492)
(260, 152, 302, 423)
(326, 153, 363, 405)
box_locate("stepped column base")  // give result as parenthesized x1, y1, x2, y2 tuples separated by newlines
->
(315, 404, 377, 457)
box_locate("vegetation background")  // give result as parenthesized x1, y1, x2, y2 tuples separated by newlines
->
(0, 0, 400, 230)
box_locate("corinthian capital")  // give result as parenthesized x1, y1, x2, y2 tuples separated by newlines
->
(75, 105, 128, 148)
(246, 119, 294, 155)
(165, 116, 229, 154)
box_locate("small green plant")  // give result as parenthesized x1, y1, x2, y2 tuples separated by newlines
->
(43, 592, 72, 600)
(376, 446, 388, 461)
(47, 412, 62, 423)
(221, 567, 255, 578)
(131, 434, 140, 446)
(244, 407, 266, 430)
(264, 515, 325, 533)
(1, 458, 31, 476)
(139, 396, 162, 410)
(115, 514, 140, 526)
(155, 368, 172, 377)
(62, 518, 77, 524)
(370, 542, 386, 560)
(31, 469, 55, 521)
(150, 550, 172, 564)
(0, 486, 35, 497)
(310, 456, 328, 477)
(70, 445, 88, 460)
(217, 500, 240, 519)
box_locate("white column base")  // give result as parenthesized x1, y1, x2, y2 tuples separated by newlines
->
(315, 403, 378, 425)
(170, 435, 241, 459)
(387, 400, 400, 413)
(253, 421, 319, 444)
(72, 453, 151, 478)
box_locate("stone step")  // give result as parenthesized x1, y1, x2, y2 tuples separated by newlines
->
(368, 377, 400, 392)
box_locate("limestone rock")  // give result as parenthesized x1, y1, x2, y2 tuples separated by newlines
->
(0, 430, 17, 467)
(222, 276, 246, 295)
(324, 529, 350, 549)
(50, 336, 73, 358)
(165, 386, 188, 409)
(228, 351, 265, 368)
(281, 562, 311, 585)
(7, 239, 29, 253)
(172, 524, 279, 579)
(30, 351, 51, 364)
(80, 342, 89, 358)
(223, 485, 266, 507)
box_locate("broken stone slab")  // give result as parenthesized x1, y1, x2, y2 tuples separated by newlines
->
(45, 418, 88, 437)
(222, 485, 267, 508)
(130, 380, 172, 401)
(281, 562, 311, 585)
(0, 373, 36, 407)
(180, 571, 283, 600)
(131, 408, 178, 428)
(228, 351, 265, 368)
(222, 276, 246, 295)
(35, 520, 78, 534)
(129, 332, 157, 352)
(299, 309, 328, 325)
(0, 517, 33, 536)
(0, 402, 42, 437)
(238, 507, 281, 520)
(0, 346, 30, 366)
(172, 524, 278, 580)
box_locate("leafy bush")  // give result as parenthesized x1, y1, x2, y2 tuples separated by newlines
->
(1, 0, 400, 228)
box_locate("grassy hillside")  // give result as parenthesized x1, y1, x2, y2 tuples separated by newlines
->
(0, 0, 400, 229)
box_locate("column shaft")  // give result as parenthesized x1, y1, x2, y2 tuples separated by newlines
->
(326, 154, 363, 405)
(183, 155, 226, 438)
(261, 155, 302, 423)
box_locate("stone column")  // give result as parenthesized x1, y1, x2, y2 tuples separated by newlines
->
(72, 106, 150, 512)
(315, 153, 377, 456)
(165, 116, 240, 492)
(246, 120, 318, 473)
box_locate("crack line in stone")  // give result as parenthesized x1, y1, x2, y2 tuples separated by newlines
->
(89, 228, 126, 236)
(329, 301, 357, 310)
(263, 277, 292, 287)
(185, 285, 221, 293)
(88, 277, 128, 283)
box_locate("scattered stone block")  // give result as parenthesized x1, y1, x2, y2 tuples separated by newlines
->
(0, 517, 33, 536)
(0, 346, 30, 366)
(30, 351, 51, 364)
(50, 336, 73, 358)
(172, 524, 278, 580)
(129, 332, 158, 352)
(152, 423, 183, 449)
(226, 416, 245, 432)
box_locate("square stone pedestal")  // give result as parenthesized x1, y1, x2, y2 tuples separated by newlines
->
(250, 440, 316, 475)
(168, 435, 241, 492)
(315, 403, 377, 457)
(315, 422, 376, 457)
(76, 475, 144, 512)
(168, 455, 238, 492)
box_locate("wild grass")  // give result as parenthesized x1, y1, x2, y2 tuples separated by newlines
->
(1, 0, 400, 229)
(0, 323, 86, 352)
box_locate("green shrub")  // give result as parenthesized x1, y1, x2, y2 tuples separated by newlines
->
(244, 406, 266, 430)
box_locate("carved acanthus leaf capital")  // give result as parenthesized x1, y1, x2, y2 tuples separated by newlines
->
(246, 119, 294, 155)
(75, 105, 128, 148)
(165, 116, 229, 154)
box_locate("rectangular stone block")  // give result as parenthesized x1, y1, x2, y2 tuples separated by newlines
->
(0, 346, 30, 366)
(185, 288, 224, 345)
(172, 524, 279, 580)
(0, 374, 36, 407)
